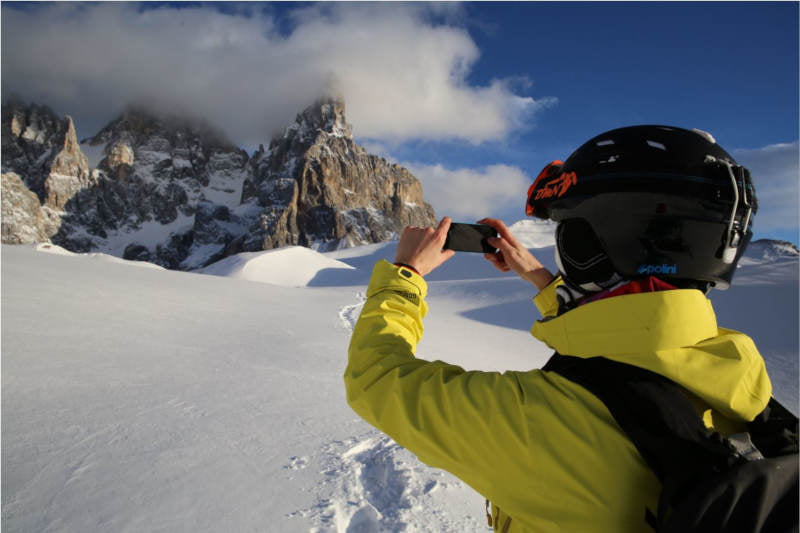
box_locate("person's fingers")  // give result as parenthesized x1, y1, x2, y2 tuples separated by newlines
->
(487, 236, 513, 255)
(440, 248, 456, 263)
(493, 220, 523, 248)
(479, 218, 521, 248)
(482, 251, 499, 266)
(477, 217, 500, 230)
(487, 252, 509, 272)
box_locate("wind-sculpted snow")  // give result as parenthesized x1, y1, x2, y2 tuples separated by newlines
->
(196, 245, 357, 287)
(1, 238, 797, 531)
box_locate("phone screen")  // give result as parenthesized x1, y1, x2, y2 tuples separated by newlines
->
(444, 223, 498, 253)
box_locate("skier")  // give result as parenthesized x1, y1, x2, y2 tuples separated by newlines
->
(344, 125, 797, 532)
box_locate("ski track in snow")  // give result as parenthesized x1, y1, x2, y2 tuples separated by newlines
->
(338, 292, 366, 332)
(289, 432, 480, 533)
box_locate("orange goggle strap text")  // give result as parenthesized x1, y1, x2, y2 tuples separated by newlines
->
(526, 160, 564, 217)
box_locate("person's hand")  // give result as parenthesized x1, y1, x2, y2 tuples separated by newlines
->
(478, 217, 555, 291)
(395, 217, 456, 277)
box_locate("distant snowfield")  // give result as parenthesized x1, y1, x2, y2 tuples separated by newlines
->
(2, 235, 797, 532)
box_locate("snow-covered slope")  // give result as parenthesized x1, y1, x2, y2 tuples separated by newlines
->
(1, 238, 797, 532)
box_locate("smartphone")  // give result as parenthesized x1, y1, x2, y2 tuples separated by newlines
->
(444, 223, 498, 253)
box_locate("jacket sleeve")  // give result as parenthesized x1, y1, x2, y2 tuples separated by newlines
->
(344, 260, 539, 497)
(532, 274, 563, 318)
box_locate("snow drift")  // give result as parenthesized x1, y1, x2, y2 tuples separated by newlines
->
(196, 246, 356, 287)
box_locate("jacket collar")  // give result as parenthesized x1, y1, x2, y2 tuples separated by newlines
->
(531, 289, 772, 422)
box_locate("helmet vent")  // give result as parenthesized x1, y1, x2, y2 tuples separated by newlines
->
(646, 140, 667, 151)
(596, 139, 615, 146)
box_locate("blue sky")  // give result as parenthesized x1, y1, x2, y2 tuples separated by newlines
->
(3, 2, 798, 243)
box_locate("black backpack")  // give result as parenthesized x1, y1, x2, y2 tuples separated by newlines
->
(542, 354, 799, 533)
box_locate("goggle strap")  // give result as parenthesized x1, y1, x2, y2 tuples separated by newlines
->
(526, 160, 564, 217)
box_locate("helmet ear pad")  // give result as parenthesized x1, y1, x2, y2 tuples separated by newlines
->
(555, 219, 622, 293)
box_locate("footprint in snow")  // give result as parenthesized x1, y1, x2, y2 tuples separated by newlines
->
(300, 433, 470, 533)
(284, 456, 309, 470)
(338, 292, 366, 332)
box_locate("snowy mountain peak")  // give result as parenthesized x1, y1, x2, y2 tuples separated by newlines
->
(746, 239, 800, 260)
(280, 96, 353, 144)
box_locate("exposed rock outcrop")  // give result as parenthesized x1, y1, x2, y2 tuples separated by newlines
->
(1, 99, 93, 213)
(239, 96, 435, 252)
(1, 172, 54, 243)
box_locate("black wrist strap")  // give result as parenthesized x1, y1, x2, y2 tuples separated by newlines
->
(394, 262, 420, 275)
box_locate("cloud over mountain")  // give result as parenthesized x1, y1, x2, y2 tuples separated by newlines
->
(1, 3, 552, 146)
(405, 163, 530, 219)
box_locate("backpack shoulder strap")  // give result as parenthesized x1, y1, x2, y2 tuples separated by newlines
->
(542, 354, 736, 481)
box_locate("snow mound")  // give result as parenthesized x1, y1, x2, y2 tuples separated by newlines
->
(508, 219, 557, 248)
(197, 245, 356, 287)
(33, 243, 165, 269)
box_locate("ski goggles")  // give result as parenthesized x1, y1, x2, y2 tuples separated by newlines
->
(525, 160, 564, 217)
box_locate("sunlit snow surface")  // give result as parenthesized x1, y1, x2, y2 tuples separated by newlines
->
(2, 236, 797, 532)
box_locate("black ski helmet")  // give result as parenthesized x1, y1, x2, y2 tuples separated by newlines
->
(526, 125, 757, 290)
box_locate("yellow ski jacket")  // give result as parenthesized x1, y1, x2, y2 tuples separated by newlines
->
(344, 260, 773, 532)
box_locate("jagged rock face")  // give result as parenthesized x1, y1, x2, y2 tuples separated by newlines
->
(1, 172, 54, 243)
(1, 100, 92, 211)
(44, 116, 92, 209)
(50, 107, 252, 264)
(2, 172, 61, 244)
(82, 106, 250, 222)
(240, 97, 435, 252)
(103, 141, 135, 181)
(2, 97, 436, 270)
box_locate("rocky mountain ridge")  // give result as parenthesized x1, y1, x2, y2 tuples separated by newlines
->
(1, 97, 436, 269)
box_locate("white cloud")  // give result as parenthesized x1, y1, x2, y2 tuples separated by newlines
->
(405, 163, 530, 219)
(734, 142, 799, 234)
(1, 3, 552, 146)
